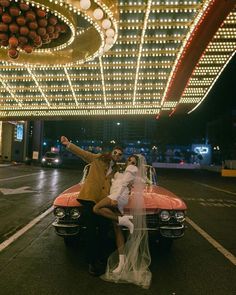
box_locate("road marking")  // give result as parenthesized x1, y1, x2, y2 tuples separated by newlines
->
(195, 182, 236, 196)
(0, 206, 54, 252)
(0, 172, 44, 182)
(0, 186, 36, 195)
(186, 217, 236, 266)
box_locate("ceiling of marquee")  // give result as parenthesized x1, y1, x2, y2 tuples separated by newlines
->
(0, 0, 236, 120)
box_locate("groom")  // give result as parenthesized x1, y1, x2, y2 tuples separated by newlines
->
(61, 136, 123, 276)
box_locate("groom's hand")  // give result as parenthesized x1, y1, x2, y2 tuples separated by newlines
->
(61, 136, 69, 146)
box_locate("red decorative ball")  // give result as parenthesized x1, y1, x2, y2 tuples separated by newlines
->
(9, 6, 20, 17)
(60, 24, 67, 33)
(1, 39, 8, 46)
(9, 23, 19, 34)
(37, 27, 46, 36)
(36, 9, 46, 18)
(52, 32, 59, 40)
(28, 31, 38, 40)
(0, 22, 8, 32)
(41, 33, 50, 44)
(54, 24, 61, 33)
(8, 47, 19, 59)
(0, 6, 3, 15)
(0, 0, 10, 8)
(19, 26, 29, 36)
(9, 36, 18, 47)
(42, 33, 49, 40)
(23, 44, 33, 53)
(0, 32, 8, 41)
(34, 35, 42, 47)
(18, 36, 28, 45)
(25, 10, 36, 22)
(46, 25, 54, 34)
(28, 21, 38, 30)
(38, 18, 47, 27)
(48, 16, 57, 26)
(19, 3, 30, 11)
(16, 16, 26, 26)
(2, 13, 12, 24)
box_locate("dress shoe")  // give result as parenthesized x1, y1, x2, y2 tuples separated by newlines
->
(88, 263, 105, 276)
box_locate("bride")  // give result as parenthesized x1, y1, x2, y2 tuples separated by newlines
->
(94, 154, 152, 289)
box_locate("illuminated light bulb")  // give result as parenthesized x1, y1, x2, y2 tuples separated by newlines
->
(102, 18, 111, 29)
(93, 8, 104, 20)
(106, 28, 115, 37)
(80, 0, 91, 10)
(105, 37, 113, 45)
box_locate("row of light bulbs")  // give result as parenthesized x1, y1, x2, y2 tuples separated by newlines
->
(0, 109, 160, 116)
(180, 9, 236, 109)
(121, 9, 197, 13)
(120, 18, 191, 23)
(1, 101, 162, 108)
(0, 73, 169, 81)
(119, 1, 199, 5)
(1, 93, 163, 100)
(120, 25, 189, 29)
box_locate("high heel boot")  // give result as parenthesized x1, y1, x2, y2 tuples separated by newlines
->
(118, 215, 134, 234)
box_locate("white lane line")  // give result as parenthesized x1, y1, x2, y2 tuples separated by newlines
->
(0, 172, 43, 182)
(186, 217, 236, 266)
(195, 182, 236, 196)
(0, 206, 54, 252)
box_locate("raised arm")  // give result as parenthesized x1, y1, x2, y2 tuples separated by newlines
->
(60, 136, 100, 163)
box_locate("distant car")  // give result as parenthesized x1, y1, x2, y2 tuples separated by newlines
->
(41, 152, 62, 167)
(52, 164, 187, 247)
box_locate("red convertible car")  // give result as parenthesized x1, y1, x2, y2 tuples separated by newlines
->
(53, 164, 187, 247)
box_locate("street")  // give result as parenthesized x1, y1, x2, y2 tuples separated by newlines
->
(0, 165, 235, 295)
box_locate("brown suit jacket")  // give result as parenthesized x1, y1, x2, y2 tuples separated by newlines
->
(67, 143, 116, 203)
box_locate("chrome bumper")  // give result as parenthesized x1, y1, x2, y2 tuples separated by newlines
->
(52, 221, 80, 236)
(160, 224, 185, 238)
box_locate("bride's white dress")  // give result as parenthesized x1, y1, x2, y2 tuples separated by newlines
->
(108, 164, 138, 214)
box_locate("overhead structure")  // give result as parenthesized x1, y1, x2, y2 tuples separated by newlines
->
(0, 0, 236, 120)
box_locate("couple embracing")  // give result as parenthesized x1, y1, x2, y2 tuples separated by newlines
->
(61, 136, 151, 289)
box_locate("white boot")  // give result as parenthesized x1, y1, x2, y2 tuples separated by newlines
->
(118, 215, 134, 234)
(112, 254, 125, 273)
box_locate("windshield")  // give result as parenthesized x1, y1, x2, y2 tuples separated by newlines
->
(81, 164, 157, 185)
(45, 152, 59, 158)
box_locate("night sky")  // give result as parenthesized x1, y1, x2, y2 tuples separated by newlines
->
(44, 53, 236, 145)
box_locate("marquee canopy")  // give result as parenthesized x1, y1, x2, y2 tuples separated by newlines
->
(0, 0, 235, 120)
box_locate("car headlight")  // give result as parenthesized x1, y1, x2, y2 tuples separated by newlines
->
(159, 210, 171, 221)
(54, 207, 65, 218)
(70, 208, 80, 219)
(175, 211, 185, 222)
(42, 158, 46, 162)
(54, 158, 60, 163)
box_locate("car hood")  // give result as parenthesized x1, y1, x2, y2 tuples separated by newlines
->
(53, 183, 187, 211)
(126, 186, 187, 212)
(53, 184, 82, 207)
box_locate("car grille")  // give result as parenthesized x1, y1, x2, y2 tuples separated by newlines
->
(146, 214, 159, 229)
(145, 214, 183, 229)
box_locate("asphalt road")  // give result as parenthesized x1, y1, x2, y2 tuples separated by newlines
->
(0, 165, 235, 295)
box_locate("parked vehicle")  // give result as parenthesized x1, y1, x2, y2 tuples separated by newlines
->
(41, 152, 62, 167)
(52, 164, 187, 247)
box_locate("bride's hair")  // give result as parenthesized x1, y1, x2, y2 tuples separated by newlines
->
(127, 154, 139, 166)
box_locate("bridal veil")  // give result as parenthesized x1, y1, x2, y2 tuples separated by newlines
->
(101, 154, 152, 289)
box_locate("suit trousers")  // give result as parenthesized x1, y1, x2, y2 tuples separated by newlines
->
(80, 200, 112, 264)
